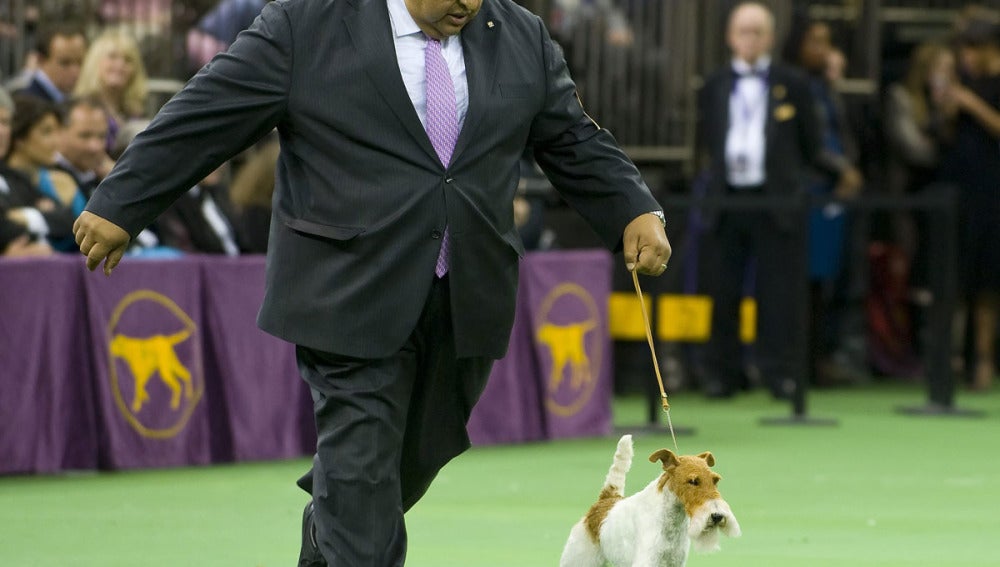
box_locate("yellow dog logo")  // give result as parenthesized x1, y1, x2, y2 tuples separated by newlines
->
(536, 321, 597, 393)
(107, 290, 203, 439)
(536, 283, 603, 417)
(110, 330, 194, 412)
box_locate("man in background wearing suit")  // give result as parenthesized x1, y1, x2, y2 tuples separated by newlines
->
(696, 2, 820, 399)
(16, 24, 87, 104)
(72, 0, 671, 565)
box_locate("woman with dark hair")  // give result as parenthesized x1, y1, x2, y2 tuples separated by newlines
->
(6, 96, 84, 215)
(784, 17, 864, 385)
(940, 16, 1000, 391)
(3, 95, 84, 250)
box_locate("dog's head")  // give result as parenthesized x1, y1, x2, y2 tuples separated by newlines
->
(649, 449, 741, 551)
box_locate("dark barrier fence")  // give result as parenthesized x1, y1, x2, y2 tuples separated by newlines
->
(635, 184, 979, 425)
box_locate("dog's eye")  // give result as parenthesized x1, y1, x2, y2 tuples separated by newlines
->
(713, 476, 720, 485)
(688, 478, 700, 486)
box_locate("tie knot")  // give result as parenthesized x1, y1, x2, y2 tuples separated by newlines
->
(426, 36, 443, 51)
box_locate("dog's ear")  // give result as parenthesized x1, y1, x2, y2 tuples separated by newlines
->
(649, 449, 680, 470)
(697, 451, 716, 467)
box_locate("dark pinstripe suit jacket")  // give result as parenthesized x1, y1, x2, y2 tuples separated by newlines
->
(86, 0, 660, 359)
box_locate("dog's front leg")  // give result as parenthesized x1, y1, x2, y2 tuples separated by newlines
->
(628, 532, 687, 567)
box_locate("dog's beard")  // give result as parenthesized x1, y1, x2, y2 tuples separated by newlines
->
(688, 499, 741, 552)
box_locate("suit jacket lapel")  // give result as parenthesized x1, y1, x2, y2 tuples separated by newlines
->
(716, 74, 734, 165)
(765, 67, 780, 154)
(345, 0, 438, 164)
(451, 9, 500, 166)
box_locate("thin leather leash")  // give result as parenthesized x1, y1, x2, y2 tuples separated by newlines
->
(631, 269, 679, 453)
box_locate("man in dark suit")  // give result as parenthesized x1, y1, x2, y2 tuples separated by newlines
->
(57, 97, 113, 199)
(154, 167, 242, 255)
(16, 24, 87, 104)
(73, 0, 671, 564)
(696, 2, 821, 399)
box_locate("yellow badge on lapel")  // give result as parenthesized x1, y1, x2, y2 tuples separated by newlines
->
(774, 103, 796, 121)
(772, 84, 787, 100)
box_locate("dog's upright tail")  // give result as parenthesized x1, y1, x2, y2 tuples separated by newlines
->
(601, 435, 634, 498)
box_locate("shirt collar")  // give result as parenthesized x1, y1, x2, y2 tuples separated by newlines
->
(731, 55, 771, 76)
(387, 0, 423, 38)
(56, 154, 96, 183)
(34, 70, 65, 102)
(386, 0, 458, 46)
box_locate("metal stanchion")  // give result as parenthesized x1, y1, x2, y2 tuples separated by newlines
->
(759, 196, 837, 426)
(896, 185, 984, 417)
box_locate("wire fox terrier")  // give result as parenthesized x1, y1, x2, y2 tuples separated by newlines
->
(560, 435, 740, 567)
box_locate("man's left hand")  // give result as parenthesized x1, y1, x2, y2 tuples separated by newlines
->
(623, 213, 672, 276)
(73, 211, 131, 276)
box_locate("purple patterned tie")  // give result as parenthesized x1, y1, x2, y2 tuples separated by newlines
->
(425, 37, 459, 278)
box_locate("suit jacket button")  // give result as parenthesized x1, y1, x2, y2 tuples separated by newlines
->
(431, 230, 442, 239)
(445, 177, 454, 184)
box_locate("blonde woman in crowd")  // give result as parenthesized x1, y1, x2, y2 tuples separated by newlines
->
(73, 31, 148, 154)
(884, 43, 957, 294)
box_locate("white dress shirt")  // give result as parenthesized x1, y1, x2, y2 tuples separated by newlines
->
(191, 185, 240, 257)
(386, 0, 469, 131)
(725, 56, 770, 188)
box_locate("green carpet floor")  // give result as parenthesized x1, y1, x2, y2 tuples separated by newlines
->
(2, 386, 998, 566)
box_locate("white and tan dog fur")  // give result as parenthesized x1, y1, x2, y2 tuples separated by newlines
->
(560, 435, 740, 567)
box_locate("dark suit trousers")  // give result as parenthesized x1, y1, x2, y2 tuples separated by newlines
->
(294, 276, 493, 566)
(703, 205, 807, 396)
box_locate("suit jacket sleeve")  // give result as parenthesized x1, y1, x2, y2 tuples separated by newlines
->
(800, 79, 848, 179)
(694, 76, 716, 174)
(794, 77, 823, 173)
(85, 1, 291, 237)
(527, 21, 660, 251)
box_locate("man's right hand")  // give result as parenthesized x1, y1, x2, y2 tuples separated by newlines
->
(73, 211, 131, 275)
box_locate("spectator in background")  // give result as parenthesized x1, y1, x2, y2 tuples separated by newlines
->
(74, 31, 149, 153)
(5, 95, 84, 251)
(696, 2, 820, 399)
(0, 91, 74, 252)
(0, 216, 52, 257)
(57, 97, 114, 199)
(186, 0, 267, 70)
(16, 24, 87, 104)
(784, 16, 864, 386)
(153, 164, 241, 255)
(0, 87, 50, 258)
(549, 0, 633, 47)
(826, 47, 847, 85)
(514, 148, 555, 251)
(229, 135, 278, 254)
(939, 17, 1000, 391)
(884, 43, 957, 291)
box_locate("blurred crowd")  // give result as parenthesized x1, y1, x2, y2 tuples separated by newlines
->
(688, 3, 1000, 398)
(1, 1, 999, 393)
(0, 1, 276, 262)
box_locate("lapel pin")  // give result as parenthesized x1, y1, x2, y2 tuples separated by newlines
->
(487, 21, 495, 28)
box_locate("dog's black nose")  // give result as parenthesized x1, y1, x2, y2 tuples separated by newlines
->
(710, 513, 724, 525)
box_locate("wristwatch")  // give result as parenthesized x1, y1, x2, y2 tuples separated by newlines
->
(649, 210, 665, 227)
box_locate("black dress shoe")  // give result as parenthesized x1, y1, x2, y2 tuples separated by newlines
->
(299, 501, 326, 567)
